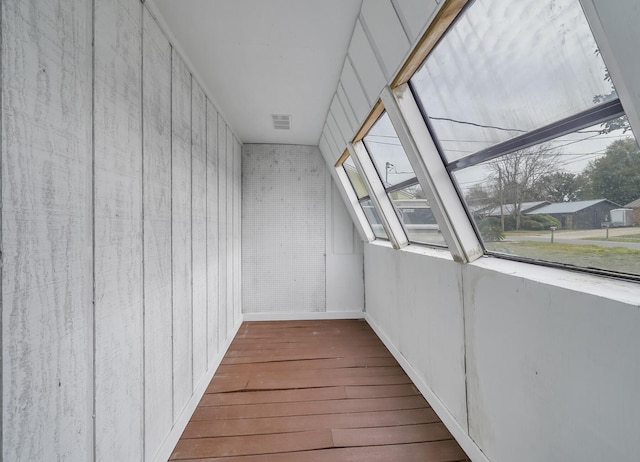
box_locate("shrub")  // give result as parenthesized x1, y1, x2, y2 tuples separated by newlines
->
(523, 214, 561, 230)
(478, 217, 505, 241)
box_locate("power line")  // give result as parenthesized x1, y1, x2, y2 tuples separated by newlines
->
(365, 140, 404, 147)
(428, 116, 527, 133)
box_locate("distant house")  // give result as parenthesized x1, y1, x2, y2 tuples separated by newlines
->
(528, 199, 620, 229)
(483, 201, 550, 218)
(624, 198, 640, 226)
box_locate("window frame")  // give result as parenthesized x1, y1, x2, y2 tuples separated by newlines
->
(334, 162, 376, 243)
(349, 141, 409, 249)
(361, 111, 450, 249)
(403, 0, 640, 282)
(335, 149, 397, 244)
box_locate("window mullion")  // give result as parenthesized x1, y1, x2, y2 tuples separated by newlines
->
(385, 177, 419, 195)
(334, 166, 376, 242)
(349, 141, 409, 249)
(381, 84, 483, 262)
(447, 99, 625, 171)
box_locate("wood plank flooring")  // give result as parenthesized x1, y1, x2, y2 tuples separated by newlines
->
(170, 319, 470, 461)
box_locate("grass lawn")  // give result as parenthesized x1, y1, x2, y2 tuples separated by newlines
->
(583, 233, 640, 243)
(503, 230, 548, 236)
(485, 241, 640, 275)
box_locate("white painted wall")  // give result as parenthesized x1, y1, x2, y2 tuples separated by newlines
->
(142, 6, 174, 456)
(464, 258, 640, 462)
(241, 144, 364, 317)
(364, 244, 467, 426)
(1, 1, 242, 460)
(171, 48, 194, 421)
(365, 244, 640, 462)
(94, 0, 144, 458)
(217, 115, 228, 344)
(360, 0, 410, 80)
(206, 99, 220, 363)
(5, 0, 640, 460)
(321, 1, 640, 461)
(318, 0, 441, 164)
(326, 180, 365, 313)
(2, 1, 94, 459)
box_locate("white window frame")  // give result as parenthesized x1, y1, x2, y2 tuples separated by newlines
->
(381, 85, 483, 262)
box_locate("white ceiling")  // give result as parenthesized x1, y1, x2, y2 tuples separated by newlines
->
(148, 0, 363, 145)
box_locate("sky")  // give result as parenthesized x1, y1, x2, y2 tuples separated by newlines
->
(354, 0, 638, 203)
(410, 0, 614, 163)
(407, 0, 637, 195)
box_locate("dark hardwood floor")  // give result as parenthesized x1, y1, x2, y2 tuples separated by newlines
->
(170, 319, 470, 461)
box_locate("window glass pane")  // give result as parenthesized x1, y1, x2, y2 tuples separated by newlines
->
(363, 112, 416, 187)
(390, 184, 446, 246)
(343, 155, 369, 199)
(411, 0, 615, 163)
(361, 199, 389, 239)
(454, 118, 640, 277)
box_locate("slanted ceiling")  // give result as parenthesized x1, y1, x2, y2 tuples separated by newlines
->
(148, 0, 363, 145)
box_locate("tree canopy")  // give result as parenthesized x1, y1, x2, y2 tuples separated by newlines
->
(580, 138, 640, 206)
(488, 144, 559, 229)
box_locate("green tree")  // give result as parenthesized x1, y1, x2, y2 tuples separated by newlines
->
(536, 172, 586, 202)
(592, 49, 630, 134)
(581, 138, 640, 205)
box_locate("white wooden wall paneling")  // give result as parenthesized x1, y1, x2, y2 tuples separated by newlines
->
(330, 95, 354, 146)
(234, 138, 243, 323)
(360, 0, 411, 80)
(94, 0, 144, 458)
(326, 111, 346, 151)
(390, 0, 439, 43)
(322, 124, 342, 163)
(2, 0, 94, 459)
(171, 49, 193, 418)
(347, 19, 386, 106)
(337, 83, 359, 133)
(191, 79, 208, 385)
(142, 8, 174, 460)
(226, 126, 235, 334)
(206, 100, 220, 363)
(340, 59, 371, 125)
(217, 116, 228, 347)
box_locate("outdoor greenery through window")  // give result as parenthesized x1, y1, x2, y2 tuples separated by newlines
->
(363, 113, 446, 246)
(410, 0, 640, 278)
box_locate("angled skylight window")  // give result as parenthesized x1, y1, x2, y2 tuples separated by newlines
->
(364, 113, 416, 187)
(339, 154, 389, 240)
(360, 198, 388, 240)
(343, 155, 368, 199)
(408, 0, 640, 279)
(411, 0, 616, 164)
(363, 112, 446, 247)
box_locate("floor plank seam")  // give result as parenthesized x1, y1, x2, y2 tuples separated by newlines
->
(171, 320, 470, 461)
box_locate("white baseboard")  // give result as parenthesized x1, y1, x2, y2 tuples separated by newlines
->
(242, 310, 365, 321)
(152, 319, 244, 462)
(365, 313, 490, 462)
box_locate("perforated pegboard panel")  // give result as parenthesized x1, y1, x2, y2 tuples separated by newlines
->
(242, 145, 326, 313)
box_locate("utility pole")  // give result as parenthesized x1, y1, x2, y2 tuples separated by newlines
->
(385, 162, 393, 185)
(498, 167, 505, 232)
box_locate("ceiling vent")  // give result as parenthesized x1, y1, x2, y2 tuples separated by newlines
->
(272, 114, 291, 130)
